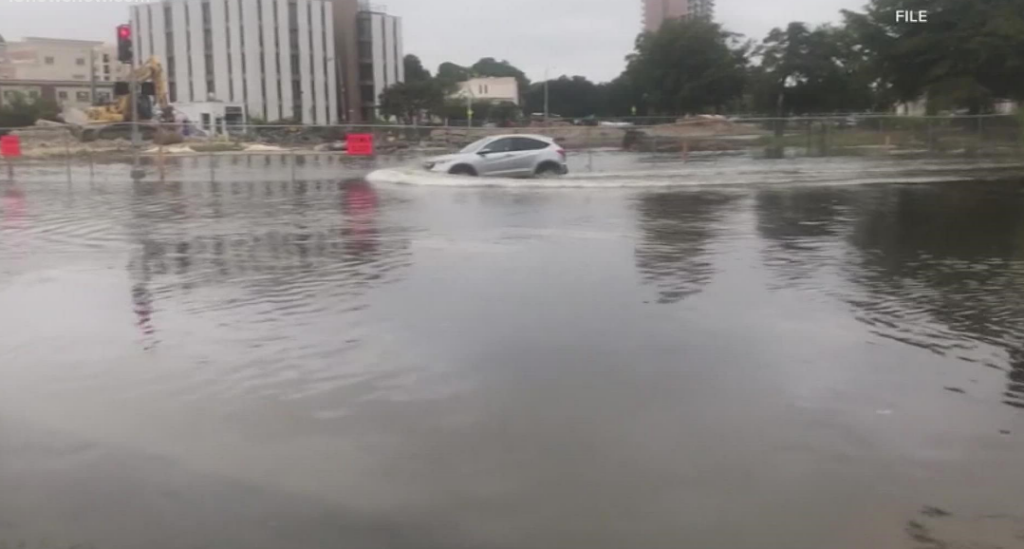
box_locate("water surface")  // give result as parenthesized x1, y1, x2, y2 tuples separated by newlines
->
(1, 156, 1023, 549)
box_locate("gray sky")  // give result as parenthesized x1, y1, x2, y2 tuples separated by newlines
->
(0, 0, 867, 82)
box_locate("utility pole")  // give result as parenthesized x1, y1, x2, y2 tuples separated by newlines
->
(543, 67, 550, 124)
(122, 19, 144, 179)
(89, 48, 96, 105)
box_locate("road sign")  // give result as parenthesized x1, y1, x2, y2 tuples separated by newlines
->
(347, 133, 374, 156)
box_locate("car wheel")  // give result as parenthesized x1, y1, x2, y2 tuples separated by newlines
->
(535, 162, 564, 178)
(449, 165, 477, 176)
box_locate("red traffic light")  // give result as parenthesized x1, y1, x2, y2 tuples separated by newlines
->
(118, 25, 131, 39)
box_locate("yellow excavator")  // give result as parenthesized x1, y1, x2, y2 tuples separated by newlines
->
(78, 56, 178, 142)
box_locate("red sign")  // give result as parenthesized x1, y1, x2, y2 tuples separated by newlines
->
(347, 133, 374, 156)
(0, 135, 21, 158)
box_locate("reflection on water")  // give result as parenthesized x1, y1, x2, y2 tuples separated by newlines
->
(126, 177, 408, 295)
(757, 181, 1024, 409)
(846, 183, 1024, 410)
(634, 192, 738, 303)
(120, 177, 413, 397)
(756, 188, 852, 288)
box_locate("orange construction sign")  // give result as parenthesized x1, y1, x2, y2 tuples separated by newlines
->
(347, 134, 374, 156)
(0, 135, 21, 158)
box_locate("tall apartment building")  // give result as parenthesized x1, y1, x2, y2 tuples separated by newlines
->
(642, 0, 715, 32)
(327, 0, 402, 122)
(130, 0, 339, 125)
(0, 36, 128, 109)
(355, 3, 403, 120)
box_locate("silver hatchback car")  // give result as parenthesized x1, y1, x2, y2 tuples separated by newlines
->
(423, 134, 568, 177)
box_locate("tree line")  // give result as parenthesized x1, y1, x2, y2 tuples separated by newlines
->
(380, 0, 1024, 124)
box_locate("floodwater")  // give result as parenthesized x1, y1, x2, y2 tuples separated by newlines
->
(1, 153, 1023, 549)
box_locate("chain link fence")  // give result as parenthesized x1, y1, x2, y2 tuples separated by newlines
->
(1, 115, 1022, 169)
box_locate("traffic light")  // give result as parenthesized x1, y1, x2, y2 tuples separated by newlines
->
(117, 24, 133, 64)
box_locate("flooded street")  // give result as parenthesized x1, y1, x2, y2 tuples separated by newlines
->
(1, 154, 1023, 549)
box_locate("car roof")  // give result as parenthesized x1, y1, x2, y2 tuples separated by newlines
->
(489, 134, 556, 142)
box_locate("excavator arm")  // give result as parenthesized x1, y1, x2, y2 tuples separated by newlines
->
(85, 56, 171, 123)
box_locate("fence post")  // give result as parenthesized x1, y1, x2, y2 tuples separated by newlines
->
(63, 128, 72, 181)
(978, 115, 984, 150)
(805, 119, 812, 156)
(587, 126, 594, 173)
(927, 117, 933, 153)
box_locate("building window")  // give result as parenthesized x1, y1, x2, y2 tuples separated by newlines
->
(44, 56, 55, 65)
(76, 58, 86, 66)
(97, 92, 111, 103)
(103, 53, 110, 63)
(77, 91, 90, 102)
(58, 91, 68, 100)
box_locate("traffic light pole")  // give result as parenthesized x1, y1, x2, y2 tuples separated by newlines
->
(127, 22, 144, 179)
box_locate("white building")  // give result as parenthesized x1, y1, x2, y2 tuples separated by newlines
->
(0, 36, 128, 109)
(995, 100, 1019, 115)
(452, 77, 519, 106)
(130, 0, 339, 125)
(896, 96, 1020, 116)
(356, 5, 403, 120)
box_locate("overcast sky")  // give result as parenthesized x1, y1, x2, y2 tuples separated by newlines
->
(0, 0, 867, 82)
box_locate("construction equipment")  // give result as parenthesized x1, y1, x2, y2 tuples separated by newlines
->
(78, 56, 176, 141)
(86, 56, 172, 124)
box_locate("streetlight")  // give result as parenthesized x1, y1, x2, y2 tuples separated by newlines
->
(543, 67, 549, 124)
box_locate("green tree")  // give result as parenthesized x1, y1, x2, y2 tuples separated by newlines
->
(403, 54, 431, 83)
(755, 22, 877, 115)
(843, 0, 1024, 113)
(524, 75, 604, 118)
(488, 101, 522, 126)
(436, 62, 471, 94)
(378, 80, 445, 124)
(599, 75, 642, 117)
(439, 99, 520, 127)
(623, 18, 750, 115)
(0, 91, 60, 128)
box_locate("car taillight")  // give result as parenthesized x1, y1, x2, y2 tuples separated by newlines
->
(556, 148, 566, 161)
